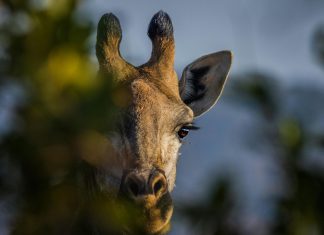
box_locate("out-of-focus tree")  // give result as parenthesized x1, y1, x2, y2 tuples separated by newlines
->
(313, 24, 324, 69)
(0, 1, 128, 234)
(178, 23, 324, 235)
(178, 178, 238, 235)
(232, 73, 324, 235)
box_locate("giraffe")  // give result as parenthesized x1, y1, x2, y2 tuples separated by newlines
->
(80, 10, 232, 234)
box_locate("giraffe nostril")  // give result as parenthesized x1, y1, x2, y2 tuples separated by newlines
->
(128, 179, 140, 197)
(122, 170, 168, 199)
(124, 175, 143, 198)
(151, 172, 168, 197)
(153, 179, 163, 195)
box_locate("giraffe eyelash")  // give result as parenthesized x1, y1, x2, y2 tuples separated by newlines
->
(181, 124, 200, 130)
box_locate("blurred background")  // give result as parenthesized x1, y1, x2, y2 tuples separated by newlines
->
(1, 0, 324, 234)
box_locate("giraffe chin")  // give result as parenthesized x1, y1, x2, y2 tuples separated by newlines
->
(121, 192, 173, 235)
(142, 193, 173, 234)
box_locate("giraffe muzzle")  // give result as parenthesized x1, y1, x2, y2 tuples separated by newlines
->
(121, 169, 168, 200)
(119, 168, 173, 234)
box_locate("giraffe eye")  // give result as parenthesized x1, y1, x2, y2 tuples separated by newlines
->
(177, 124, 199, 139)
(178, 127, 190, 139)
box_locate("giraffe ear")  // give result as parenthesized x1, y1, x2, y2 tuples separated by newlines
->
(179, 51, 232, 117)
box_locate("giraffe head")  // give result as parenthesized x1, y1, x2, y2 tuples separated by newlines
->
(88, 11, 232, 234)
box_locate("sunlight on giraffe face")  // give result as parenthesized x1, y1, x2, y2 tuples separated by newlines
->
(83, 10, 232, 234)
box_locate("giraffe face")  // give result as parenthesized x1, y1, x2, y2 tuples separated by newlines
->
(85, 11, 232, 234)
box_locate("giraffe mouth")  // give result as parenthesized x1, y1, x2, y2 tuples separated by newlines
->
(119, 191, 174, 234)
(117, 168, 174, 234)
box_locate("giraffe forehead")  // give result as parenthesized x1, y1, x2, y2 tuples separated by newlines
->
(130, 79, 192, 122)
(131, 79, 157, 104)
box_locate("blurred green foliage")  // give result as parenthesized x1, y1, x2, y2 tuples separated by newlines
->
(178, 178, 237, 235)
(0, 0, 125, 234)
